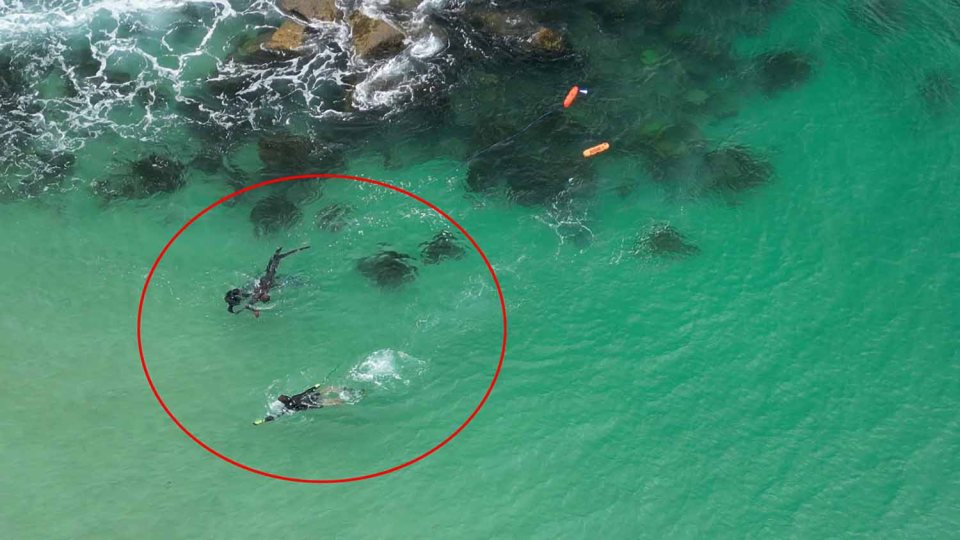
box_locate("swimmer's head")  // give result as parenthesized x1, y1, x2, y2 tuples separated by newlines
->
(260, 293, 271, 303)
(224, 288, 243, 312)
(278, 395, 291, 406)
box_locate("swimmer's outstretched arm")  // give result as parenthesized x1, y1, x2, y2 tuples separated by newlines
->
(263, 245, 311, 280)
(278, 245, 310, 259)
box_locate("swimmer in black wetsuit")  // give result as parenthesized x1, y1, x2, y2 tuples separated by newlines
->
(254, 384, 350, 425)
(225, 245, 310, 317)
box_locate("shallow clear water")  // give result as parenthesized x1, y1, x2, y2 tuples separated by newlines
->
(2, 0, 959, 538)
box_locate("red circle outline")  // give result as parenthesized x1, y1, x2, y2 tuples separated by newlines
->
(136, 174, 508, 483)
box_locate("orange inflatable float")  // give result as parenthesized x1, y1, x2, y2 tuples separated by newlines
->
(582, 142, 610, 158)
(563, 86, 580, 108)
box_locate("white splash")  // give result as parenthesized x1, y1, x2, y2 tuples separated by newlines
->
(347, 348, 425, 388)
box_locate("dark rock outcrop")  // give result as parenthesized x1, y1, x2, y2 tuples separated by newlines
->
(236, 29, 301, 64)
(263, 20, 307, 53)
(280, 0, 340, 22)
(349, 12, 405, 60)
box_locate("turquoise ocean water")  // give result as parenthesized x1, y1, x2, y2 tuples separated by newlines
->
(2, 0, 959, 537)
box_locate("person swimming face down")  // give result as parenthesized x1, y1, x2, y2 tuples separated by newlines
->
(224, 246, 309, 316)
(254, 385, 354, 425)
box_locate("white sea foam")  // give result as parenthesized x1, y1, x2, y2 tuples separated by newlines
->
(347, 348, 425, 388)
(0, 0, 234, 35)
(0, 0, 457, 191)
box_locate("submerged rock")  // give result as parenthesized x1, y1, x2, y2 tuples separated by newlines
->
(314, 203, 353, 232)
(257, 132, 344, 173)
(94, 154, 185, 200)
(466, 114, 595, 205)
(65, 46, 101, 80)
(468, 151, 593, 206)
(468, 9, 568, 56)
(639, 0, 685, 28)
(190, 148, 224, 174)
(507, 169, 585, 206)
(635, 224, 700, 258)
(257, 133, 312, 168)
(130, 154, 185, 194)
(919, 70, 958, 112)
(357, 250, 418, 288)
(420, 231, 465, 264)
(621, 120, 706, 182)
(703, 146, 773, 193)
(756, 51, 813, 94)
(648, 121, 704, 160)
(469, 10, 536, 36)
(250, 193, 302, 236)
(205, 75, 252, 98)
(37, 150, 76, 178)
(133, 85, 172, 108)
(280, 0, 340, 22)
(0, 51, 27, 108)
(349, 12, 405, 60)
(4, 151, 76, 200)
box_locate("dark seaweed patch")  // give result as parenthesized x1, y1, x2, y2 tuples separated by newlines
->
(703, 146, 773, 193)
(357, 250, 418, 288)
(755, 51, 813, 95)
(919, 70, 958, 112)
(634, 224, 700, 258)
(420, 230, 465, 264)
(93, 154, 185, 200)
(250, 193, 302, 236)
(314, 203, 353, 232)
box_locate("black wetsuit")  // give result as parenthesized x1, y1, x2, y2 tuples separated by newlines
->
(286, 386, 325, 410)
(226, 246, 309, 314)
(259, 385, 326, 424)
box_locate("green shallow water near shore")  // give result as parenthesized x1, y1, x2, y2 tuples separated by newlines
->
(2, 0, 960, 538)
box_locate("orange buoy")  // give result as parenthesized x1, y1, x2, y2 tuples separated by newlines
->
(563, 86, 580, 108)
(582, 142, 610, 158)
